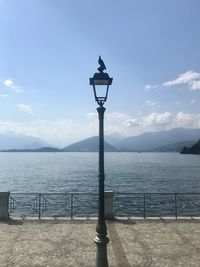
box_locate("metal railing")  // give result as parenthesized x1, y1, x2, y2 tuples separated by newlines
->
(114, 193, 200, 218)
(9, 192, 200, 219)
(9, 192, 98, 219)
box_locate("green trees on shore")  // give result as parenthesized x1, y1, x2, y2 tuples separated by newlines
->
(180, 140, 200, 155)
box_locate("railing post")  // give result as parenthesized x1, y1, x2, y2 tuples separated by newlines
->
(105, 191, 114, 220)
(175, 193, 178, 219)
(71, 194, 73, 220)
(143, 193, 146, 219)
(38, 194, 41, 220)
(0, 192, 10, 220)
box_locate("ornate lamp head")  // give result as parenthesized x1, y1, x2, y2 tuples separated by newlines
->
(90, 57, 113, 106)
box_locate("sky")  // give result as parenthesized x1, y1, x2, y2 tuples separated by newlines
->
(0, 0, 200, 147)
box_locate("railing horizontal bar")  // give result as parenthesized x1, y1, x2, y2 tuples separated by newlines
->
(114, 192, 200, 195)
(11, 192, 200, 195)
(10, 192, 98, 196)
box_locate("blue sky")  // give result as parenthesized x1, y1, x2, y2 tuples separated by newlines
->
(0, 0, 200, 146)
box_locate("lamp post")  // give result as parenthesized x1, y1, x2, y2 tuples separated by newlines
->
(90, 57, 113, 267)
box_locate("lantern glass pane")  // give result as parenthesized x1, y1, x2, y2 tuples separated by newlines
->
(94, 85, 107, 98)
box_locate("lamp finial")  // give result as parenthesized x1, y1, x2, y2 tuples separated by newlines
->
(97, 56, 106, 73)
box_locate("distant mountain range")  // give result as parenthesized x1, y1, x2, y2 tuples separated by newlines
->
(1, 128, 200, 153)
(2, 137, 118, 152)
(104, 133, 124, 146)
(0, 132, 49, 150)
(63, 136, 118, 152)
(150, 141, 196, 152)
(116, 128, 200, 152)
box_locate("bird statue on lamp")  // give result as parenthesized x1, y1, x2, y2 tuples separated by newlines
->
(97, 56, 106, 73)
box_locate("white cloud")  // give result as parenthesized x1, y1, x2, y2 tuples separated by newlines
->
(106, 112, 132, 121)
(145, 100, 157, 107)
(98, 112, 174, 135)
(0, 94, 8, 98)
(144, 84, 158, 91)
(142, 112, 172, 127)
(174, 112, 200, 128)
(86, 112, 98, 120)
(163, 70, 200, 87)
(3, 79, 24, 93)
(146, 70, 200, 91)
(88, 111, 200, 137)
(18, 104, 33, 114)
(105, 111, 200, 136)
(176, 112, 191, 124)
(4, 79, 13, 87)
(190, 99, 195, 104)
(190, 80, 200, 90)
(123, 118, 139, 127)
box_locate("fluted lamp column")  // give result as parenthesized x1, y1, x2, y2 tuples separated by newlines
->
(89, 57, 113, 267)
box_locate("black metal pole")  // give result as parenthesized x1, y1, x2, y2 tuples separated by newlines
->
(95, 105, 109, 267)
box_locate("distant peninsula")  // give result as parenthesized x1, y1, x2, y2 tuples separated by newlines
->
(1, 147, 62, 152)
(180, 140, 200, 155)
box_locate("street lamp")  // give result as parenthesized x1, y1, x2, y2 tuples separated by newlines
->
(90, 56, 113, 267)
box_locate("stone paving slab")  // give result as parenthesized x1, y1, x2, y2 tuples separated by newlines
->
(0, 219, 200, 266)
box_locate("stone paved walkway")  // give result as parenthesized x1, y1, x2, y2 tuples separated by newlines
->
(0, 218, 200, 266)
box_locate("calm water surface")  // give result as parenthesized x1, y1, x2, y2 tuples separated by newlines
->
(0, 152, 199, 193)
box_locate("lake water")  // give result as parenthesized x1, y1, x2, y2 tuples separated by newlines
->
(0, 152, 200, 193)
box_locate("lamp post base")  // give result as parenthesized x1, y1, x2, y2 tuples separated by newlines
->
(94, 235, 109, 267)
